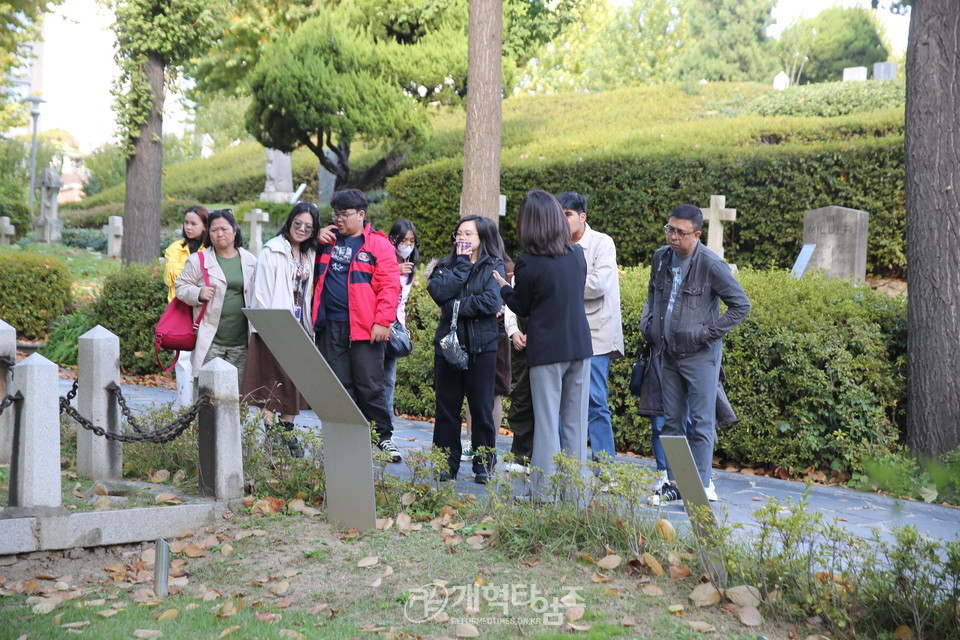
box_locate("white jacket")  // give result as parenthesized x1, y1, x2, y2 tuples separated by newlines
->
(251, 235, 316, 336)
(577, 223, 624, 359)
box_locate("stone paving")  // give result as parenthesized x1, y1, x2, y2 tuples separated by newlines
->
(59, 379, 960, 546)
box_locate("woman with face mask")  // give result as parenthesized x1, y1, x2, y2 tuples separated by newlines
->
(383, 219, 420, 417)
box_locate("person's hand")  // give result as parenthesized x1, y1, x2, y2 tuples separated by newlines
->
(456, 241, 472, 256)
(491, 271, 507, 287)
(317, 225, 337, 244)
(511, 332, 526, 350)
(370, 323, 390, 343)
(198, 286, 215, 302)
(399, 261, 414, 275)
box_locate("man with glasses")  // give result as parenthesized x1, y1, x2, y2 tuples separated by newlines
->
(641, 204, 750, 504)
(311, 189, 403, 462)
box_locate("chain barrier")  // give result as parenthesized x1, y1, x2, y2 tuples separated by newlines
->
(0, 355, 15, 369)
(0, 391, 21, 416)
(58, 380, 211, 444)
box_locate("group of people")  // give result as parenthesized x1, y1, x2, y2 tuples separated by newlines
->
(162, 187, 750, 505)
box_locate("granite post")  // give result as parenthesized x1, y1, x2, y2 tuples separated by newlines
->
(77, 326, 123, 480)
(0, 320, 15, 464)
(103, 216, 123, 258)
(197, 358, 244, 504)
(0, 216, 15, 246)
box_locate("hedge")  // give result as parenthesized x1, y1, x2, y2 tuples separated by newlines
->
(395, 267, 906, 476)
(0, 252, 73, 339)
(385, 137, 905, 278)
(748, 79, 905, 118)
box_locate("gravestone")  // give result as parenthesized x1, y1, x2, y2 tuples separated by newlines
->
(0, 216, 15, 246)
(873, 61, 897, 80)
(103, 216, 123, 258)
(34, 168, 63, 244)
(801, 206, 869, 283)
(699, 195, 736, 262)
(842, 66, 867, 82)
(259, 148, 296, 203)
(247, 208, 269, 255)
(773, 71, 789, 91)
(318, 148, 338, 207)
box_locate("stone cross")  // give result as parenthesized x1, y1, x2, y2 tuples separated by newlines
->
(34, 168, 63, 244)
(103, 216, 123, 258)
(259, 148, 296, 203)
(246, 208, 269, 255)
(700, 195, 736, 261)
(0, 216, 15, 246)
(318, 148, 338, 206)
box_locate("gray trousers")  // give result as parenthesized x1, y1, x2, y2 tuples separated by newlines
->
(661, 342, 722, 487)
(529, 358, 590, 496)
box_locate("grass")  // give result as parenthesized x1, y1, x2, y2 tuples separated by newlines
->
(0, 243, 121, 306)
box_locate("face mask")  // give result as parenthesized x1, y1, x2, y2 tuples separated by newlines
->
(397, 245, 414, 260)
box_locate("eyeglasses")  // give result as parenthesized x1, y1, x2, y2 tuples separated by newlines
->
(292, 221, 314, 232)
(452, 230, 478, 240)
(331, 209, 359, 220)
(663, 224, 697, 239)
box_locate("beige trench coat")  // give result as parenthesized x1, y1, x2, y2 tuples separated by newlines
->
(174, 246, 257, 377)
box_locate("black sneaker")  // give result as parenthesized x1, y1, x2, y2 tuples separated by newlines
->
(377, 438, 402, 463)
(286, 436, 304, 459)
(648, 482, 682, 506)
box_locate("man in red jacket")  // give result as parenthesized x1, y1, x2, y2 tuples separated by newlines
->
(313, 189, 403, 462)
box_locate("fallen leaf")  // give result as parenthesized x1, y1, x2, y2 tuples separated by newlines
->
(590, 571, 612, 583)
(596, 554, 621, 570)
(892, 625, 915, 639)
(93, 496, 112, 511)
(686, 620, 717, 633)
(667, 550, 682, 566)
(725, 585, 762, 608)
(655, 518, 676, 542)
(255, 611, 281, 623)
(61, 621, 90, 629)
(270, 581, 291, 596)
(150, 470, 170, 483)
(133, 631, 163, 639)
(642, 585, 664, 597)
(643, 553, 664, 576)
(568, 622, 592, 631)
(522, 557, 540, 567)
(689, 583, 722, 608)
(621, 615, 636, 626)
(156, 608, 178, 622)
(455, 623, 480, 637)
(32, 598, 60, 614)
(92, 483, 108, 496)
(401, 492, 416, 506)
(155, 493, 180, 504)
(397, 513, 412, 534)
(183, 544, 205, 558)
(96, 608, 119, 617)
(565, 606, 585, 621)
(465, 535, 485, 549)
(738, 605, 762, 627)
(668, 604, 685, 615)
(603, 587, 619, 596)
(140, 549, 156, 566)
(173, 469, 186, 483)
(219, 626, 240, 638)
(220, 544, 234, 556)
(670, 565, 692, 580)
(281, 569, 298, 578)
(376, 518, 394, 532)
(275, 597, 293, 609)
(578, 552, 596, 564)
(278, 631, 305, 639)
(357, 556, 379, 568)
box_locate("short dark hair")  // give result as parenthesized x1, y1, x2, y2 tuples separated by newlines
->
(671, 204, 702, 231)
(280, 201, 320, 250)
(207, 209, 244, 249)
(330, 189, 367, 212)
(556, 192, 587, 214)
(516, 190, 573, 257)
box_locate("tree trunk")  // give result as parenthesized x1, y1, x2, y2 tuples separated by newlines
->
(905, 0, 960, 458)
(461, 0, 502, 223)
(122, 51, 164, 264)
(354, 151, 409, 191)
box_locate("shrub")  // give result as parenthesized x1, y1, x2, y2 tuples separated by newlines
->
(0, 196, 31, 241)
(0, 251, 73, 339)
(393, 277, 441, 418)
(748, 79, 905, 118)
(61, 228, 108, 252)
(41, 307, 98, 366)
(92, 263, 168, 374)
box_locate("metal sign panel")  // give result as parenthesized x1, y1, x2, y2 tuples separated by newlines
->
(660, 435, 727, 584)
(243, 308, 375, 531)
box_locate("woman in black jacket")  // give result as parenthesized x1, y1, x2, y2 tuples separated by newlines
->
(494, 190, 592, 499)
(427, 215, 507, 483)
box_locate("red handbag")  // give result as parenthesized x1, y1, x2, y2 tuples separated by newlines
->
(155, 252, 211, 372)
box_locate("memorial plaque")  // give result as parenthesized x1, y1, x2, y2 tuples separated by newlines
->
(842, 66, 867, 82)
(801, 206, 869, 283)
(873, 61, 897, 80)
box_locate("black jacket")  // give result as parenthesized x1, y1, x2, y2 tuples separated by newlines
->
(428, 253, 505, 355)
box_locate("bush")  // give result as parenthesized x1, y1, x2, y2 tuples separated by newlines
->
(41, 307, 98, 366)
(0, 195, 31, 241)
(92, 263, 168, 374)
(748, 79, 905, 118)
(61, 228, 108, 252)
(0, 251, 73, 339)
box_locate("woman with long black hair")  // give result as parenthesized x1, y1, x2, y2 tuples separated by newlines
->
(383, 218, 420, 417)
(427, 215, 506, 484)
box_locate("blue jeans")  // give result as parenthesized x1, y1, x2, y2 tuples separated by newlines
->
(650, 414, 694, 471)
(587, 354, 616, 462)
(384, 354, 397, 416)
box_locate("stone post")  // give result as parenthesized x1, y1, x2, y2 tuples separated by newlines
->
(246, 209, 269, 255)
(77, 326, 122, 480)
(0, 320, 15, 464)
(0, 216, 15, 246)
(103, 216, 123, 258)
(8, 354, 62, 510)
(197, 358, 244, 503)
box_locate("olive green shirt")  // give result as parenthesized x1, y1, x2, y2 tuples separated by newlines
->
(213, 254, 248, 346)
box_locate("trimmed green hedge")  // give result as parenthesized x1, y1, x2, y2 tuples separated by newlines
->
(748, 80, 905, 118)
(0, 252, 73, 339)
(385, 137, 905, 278)
(395, 267, 906, 476)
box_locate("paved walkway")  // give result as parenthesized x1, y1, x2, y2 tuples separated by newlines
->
(60, 378, 960, 546)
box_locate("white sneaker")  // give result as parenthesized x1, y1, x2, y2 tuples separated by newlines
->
(500, 462, 530, 475)
(704, 480, 718, 502)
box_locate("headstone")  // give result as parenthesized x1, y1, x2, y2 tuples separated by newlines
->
(0, 320, 15, 465)
(318, 148, 338, 207)
(699, 195, 736, 262)
(873, 61, 897, 81)
(773, 71, 790, 91)
(246, 208, 269, 255)
(34, 168, 63, 244)
(801, 206, 869, 283)
(0, 216, 15, 246)
(259, 148, 296, 203)
(103, 216, 123, 258)
(77, 326, 122, 481)
(842, 66, 867, 82)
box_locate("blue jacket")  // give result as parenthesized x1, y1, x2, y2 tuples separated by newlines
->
(641, 243, 750, 359)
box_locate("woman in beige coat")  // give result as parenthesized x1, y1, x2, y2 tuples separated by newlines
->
(175, 209, 256, 391)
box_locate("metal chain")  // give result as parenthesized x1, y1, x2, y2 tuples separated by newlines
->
(0, 355, 15, 369)
(107, 382, 145, 433)
(0, 391, 21, 416)
(59, 381, 211, 444)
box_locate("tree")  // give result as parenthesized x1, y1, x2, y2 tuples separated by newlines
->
(111, 0, 213, 264)
(0, 0, 63, 131)
(779, 7, 889, 85)
(674, 0, 777, 83)
(895, 0, 960, 458)
(244, 13, 431, 191)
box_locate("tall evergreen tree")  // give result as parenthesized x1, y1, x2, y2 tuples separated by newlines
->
(780, 7, 890, 84)
(675, 0, 777, 83)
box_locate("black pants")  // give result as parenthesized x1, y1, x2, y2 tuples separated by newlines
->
(433, 350, 498, 477)
(506, 346, 534, 463)
(316, 320, 393, 442)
